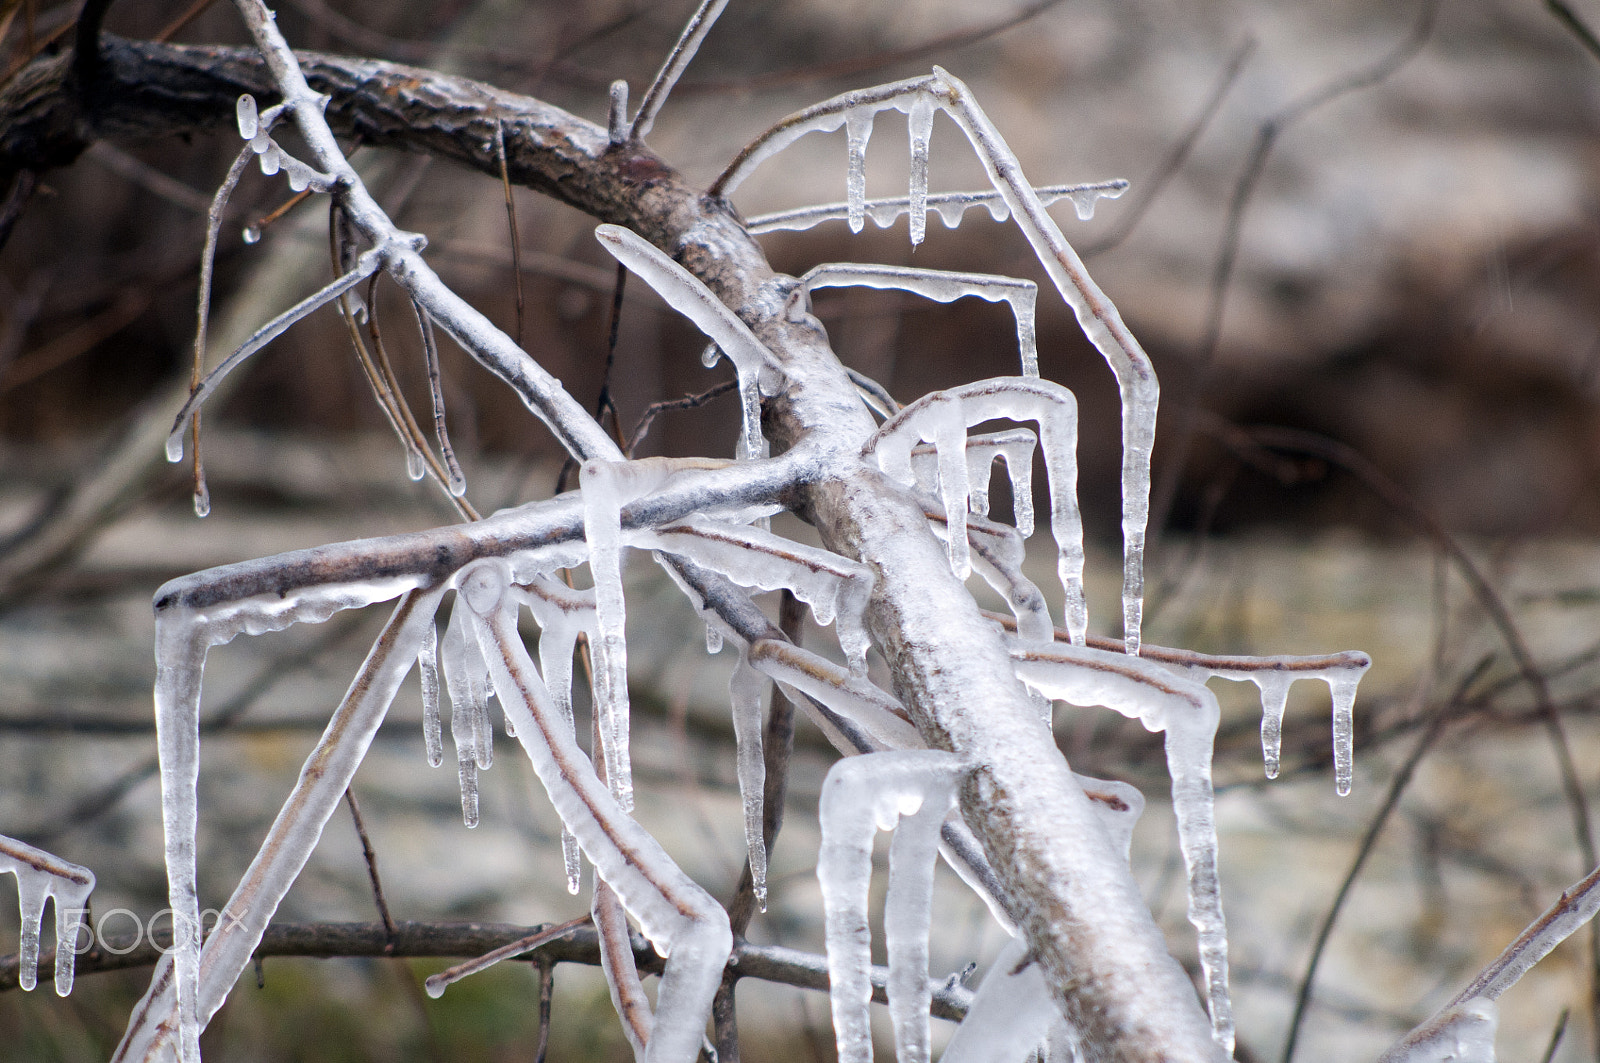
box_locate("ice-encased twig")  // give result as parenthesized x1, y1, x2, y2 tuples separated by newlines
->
(1009, 641, 1233, 1055)
(865, 377, 1086, 643)
(126, 586, 445, 1063)
(594, 878, 655, 1060)
(632, 515, 875, 669)
(817, 750, 967, 1063)
(460, 560, 732, 1063)
(411, 298, 468, 497)
(1178, 650, 1371, 794)
(596, 225, 777, 462)
(746, 181, 1129, 235)
(801, 263, 1039, 376)
(511, 575, 598, 893)
(1378, 1001, 1499, 1063)
(747, 639, 920, 752)
(0, 834, 95, 996)
(629, 0, 729, 141)
(166, 251, 382, 464)
(717, 68, 1159, 654)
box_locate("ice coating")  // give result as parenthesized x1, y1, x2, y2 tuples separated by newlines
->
(634, 515, 875, 670)
(1009, 641, 1233, 1054)
(459, 560, 732, 1063)
(1076, 774, 1145, 862)
(628, 0, 729, 141)
(956, 513, 1054, 645)
(927, 66, 1158, 656)
(801, 264, 1039, 378)
(419, 619, 442, 767)
(511, 575, 599, 893)
(729, 646, 769, 910)
(150, 567, 429, 1063)
(747, 639, 920, 752)
(1183, 652, 1371, 793)
(0, 835, 96, 996)
(939, 935, 1058, 1063)
(817, 750, 965, 1063)
(744, 180, 1129, 236)
(865, 377, 1086, 643)
(117, 589, 447, 1063)
(1379, 1000, 1499, 1063)
(595, 225, 778, 462)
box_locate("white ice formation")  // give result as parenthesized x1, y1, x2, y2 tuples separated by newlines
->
(716, 66, 1159, 654)
(1179, 651, 1371, 795)
(745, 180, 1129, 235)
(801, 264, 1039, 376)
(864, 377, 1086, 644)
(817, 750, 967, 1063)
(0, 834, 96, 996)
(1009, 640, 1234, 1055)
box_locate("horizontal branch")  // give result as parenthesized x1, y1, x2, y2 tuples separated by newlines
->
(0, 919, 973, 1020)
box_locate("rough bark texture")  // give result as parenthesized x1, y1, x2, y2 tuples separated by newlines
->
(1, 34, 1224, 1061)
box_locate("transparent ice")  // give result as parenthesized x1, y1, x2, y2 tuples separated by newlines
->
(0, 834, 96, 996)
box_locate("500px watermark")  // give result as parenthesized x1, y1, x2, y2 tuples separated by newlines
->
(50, 908, 245, 955)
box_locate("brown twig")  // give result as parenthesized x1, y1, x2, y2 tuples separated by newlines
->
(343, 788, 398, 947)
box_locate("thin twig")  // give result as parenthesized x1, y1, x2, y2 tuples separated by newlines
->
(624, 379, 737, 457)
(494, 118, 525, 347)
(1547, 0, 1600, 65)
(343, 788, 398, 947)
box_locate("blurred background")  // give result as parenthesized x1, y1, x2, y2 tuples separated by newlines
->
(2, 0, 1600, 1059)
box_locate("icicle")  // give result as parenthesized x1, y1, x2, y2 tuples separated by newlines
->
(0, 835, 96, 996)
(845, 108, 874, 233)
(865, 378, 1085, 643)
(1180, 651, 1370, 792)
(730, 647, 769, 911)
(927, 66, 1157, 655)
(904, 95, 934, 246)
(406, 448, 425, 481)
(192, 479, 211, 519)
(419, 619, 442, 767)
(441, 596, 492, 827)
(579, 459, 685, 810)
(960, 514, 1053, 645)
(1254, 672, 1291, 780)
(513, 577, 594, 894)
(634, 516, 875, 670)
(1009, 642, 1232, 1054)
(817, 751, 966, 1063)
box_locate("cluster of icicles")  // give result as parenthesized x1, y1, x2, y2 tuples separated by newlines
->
(122, 58, 1424, 1063)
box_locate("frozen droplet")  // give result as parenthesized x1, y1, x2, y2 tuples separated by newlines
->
(241, 226, 260, 245)
(250, 130, 271, 154)
(236, 95, 259, 141)
(701, 343, 722, 369)
(868, 199, 900, 228)
(406, 449, 425, 481)
(705, 623, 723, 654)
(258, 146, 281, 176)
(165, 431, 185, 463)
(935, 199, 965, 229)
(191, 483, 211, 519)
(287, 167, 310, 193)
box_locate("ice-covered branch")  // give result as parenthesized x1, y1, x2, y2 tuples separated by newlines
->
(1009, 641, 1234, 1054)
(746, 180, 1128, 235)
(0, 835, 95, 996)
